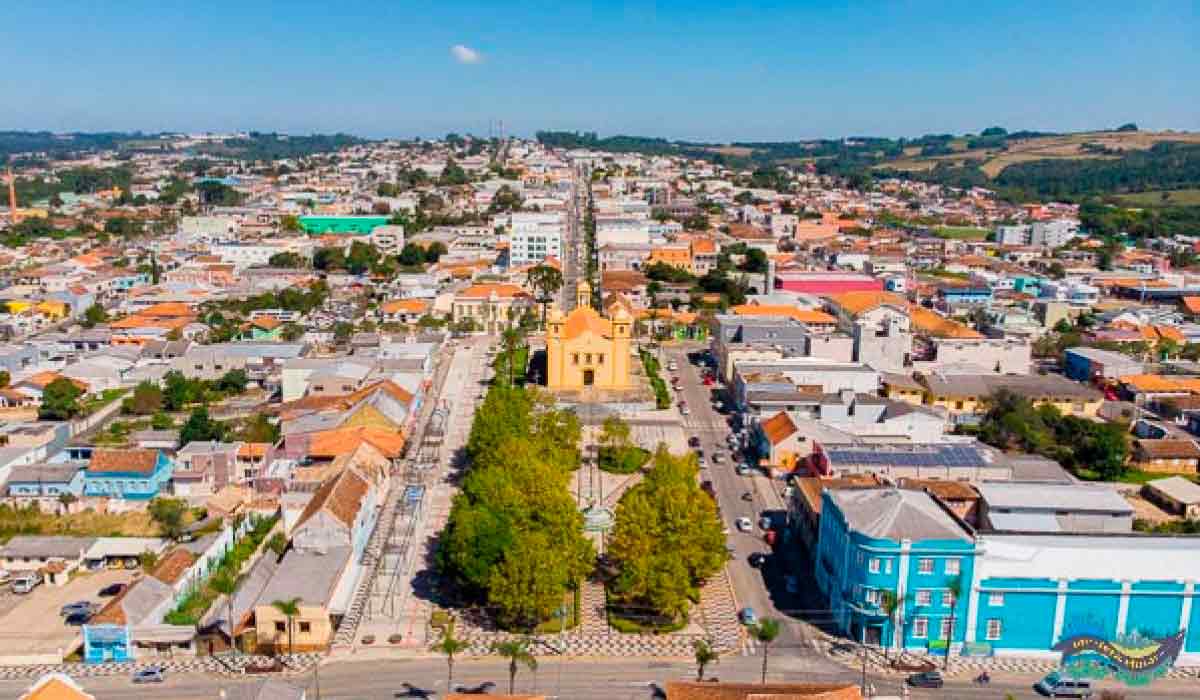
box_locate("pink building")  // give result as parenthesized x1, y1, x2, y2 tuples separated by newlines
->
(775, 272, 883, 295)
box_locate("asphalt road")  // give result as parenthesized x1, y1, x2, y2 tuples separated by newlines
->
(663, 344, 829, 654)
(8, 654, 1193, 700)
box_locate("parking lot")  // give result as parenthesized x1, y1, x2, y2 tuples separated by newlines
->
(0, 568, 136, 664)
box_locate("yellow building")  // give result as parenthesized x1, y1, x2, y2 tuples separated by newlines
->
(545, 281, 632, 389)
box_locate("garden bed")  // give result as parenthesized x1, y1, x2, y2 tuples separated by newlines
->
(598, 446, 651, 474)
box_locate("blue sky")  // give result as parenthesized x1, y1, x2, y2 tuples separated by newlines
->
(1, 1, 1196, 141)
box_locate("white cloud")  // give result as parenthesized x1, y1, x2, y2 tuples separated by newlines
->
(451, 44, 482, 65)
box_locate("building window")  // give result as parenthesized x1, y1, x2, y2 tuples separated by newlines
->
(299, 622, 311, 634)
(585, 353, 592, 364)
(915, 590, 933, 606)
(941, 591, 955, 607)
(912, 617, 928, 639)
(988, 592, 1004, 607)
(597, 354, 604, 364)
(939, 618, 953, 640)
(868, 558, 880, 574)
(945, 558, 960, 575)
(275, 622, 286, 633)
(864, 589, 880, 606)
(884, 559, 893, 575)
(572, 354, 579, 365)
(986, 619, 1002, 641)
(917, 558, 934, 574)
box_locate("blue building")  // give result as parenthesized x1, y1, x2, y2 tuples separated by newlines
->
(814, 487, 1200, 661)
(5, 462, 85, 497)
(83, 449, 173, 500)
(815, 488, 977, 651)
(937, 284, 993, 307)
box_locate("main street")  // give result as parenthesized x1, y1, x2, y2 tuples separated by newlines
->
(4, 654, 1190, 699)
(662, 343, 830, 659)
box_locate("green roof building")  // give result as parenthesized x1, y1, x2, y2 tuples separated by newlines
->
(299, 216, 389, 235)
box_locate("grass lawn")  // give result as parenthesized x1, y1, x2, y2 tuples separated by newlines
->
(1073, 468, 1187, 485)
(598, 445, 651, 474)
(0, 506, 164, 542)
(1114, 189, 1200, 207)
(934, 226, 990, 240)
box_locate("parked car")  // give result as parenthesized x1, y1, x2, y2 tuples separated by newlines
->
(11, 572, 41, 594)
(60, 601, 93, 617)
(703, 375, 715, 386)
(64, 611, 93, 626)
(758, 515, 773, 531)
(1034, 672, 1093, 698)
(99, 582, 126, 597)
(737, 465, 753, 476)
(688, 436, 701, 448)
(667, 361, 678, 371)
(738, 607, 758, 626)
(132, 667, 165, 684)
(748, 552, 766, 568)
(0, 570, 10, 585)
(907, 671, 944, 689)
(735, 517, 753, 532)
(712, 452, 725, 464)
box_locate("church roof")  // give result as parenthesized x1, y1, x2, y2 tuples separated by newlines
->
(563, 306, 613, 340)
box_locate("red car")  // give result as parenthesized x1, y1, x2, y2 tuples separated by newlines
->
(703, 375, 715, 386)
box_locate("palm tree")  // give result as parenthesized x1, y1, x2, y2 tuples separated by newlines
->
(210, 573, 239, 653)
(500, 328, 522, 385)
(943, 576, 963, 670)
(752, 618, 782, 683)
(693, 638, 718, 681)
(432, 627, 469, 689)
(493, 638, 537, 695)
(880, 590, 901, 664)
(271, 597, 302, 656)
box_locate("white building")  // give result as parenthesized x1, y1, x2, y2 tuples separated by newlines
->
(508, 212, 563, 267)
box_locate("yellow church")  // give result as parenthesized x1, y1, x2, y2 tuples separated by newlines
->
(545, 281, 632, 390)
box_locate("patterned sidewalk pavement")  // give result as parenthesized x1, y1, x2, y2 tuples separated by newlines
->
(0, 653, 323, 681)
(431, 566, 744, 659)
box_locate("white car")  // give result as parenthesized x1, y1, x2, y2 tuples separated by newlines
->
(735, 517, 753, 532)
(737, 465, 753, 476)
(667, 361, 678, 371)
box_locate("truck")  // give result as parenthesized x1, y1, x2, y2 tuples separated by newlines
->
(11, 572, 42, 594)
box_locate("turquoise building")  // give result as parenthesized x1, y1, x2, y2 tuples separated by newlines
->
(82, 449, 173, 500)
(815, 489, 977, 651)
(814, 488, 1200, 661)
(299, 215, 388, 235)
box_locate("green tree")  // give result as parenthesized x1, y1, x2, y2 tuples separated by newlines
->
(39, 377, 83, 420)
(880, 590, 902, 663)
(209, 573, 239, 653)
(333, 321, 355, 342)
(151, 411, 173, 430)
(280, 322, 304, 341)
(312, 247, 345, 271)
(693, 638, 718, 681)
(217, 369, 249, 394)
(607, 448, 726, 622)
(500, 328, 523, 386)
(268, 251, 304, 268)
(527, 264, 564, 328)
(398, 242, 425, 267)
(0, 370, 10, 388)
(124, 380, 164, 415)
(81, 304, 109, 328)
(280, 215, 301, 232)
(346, 241, 378, 275)
(942, 576, 962, 670)
(425, 241, 448, 263)
(179, 407, 226, 447)
(492, 639, 537, 695)
(432, 628, 469, 689)
(271, 597, 301, 655)
(266, 532, 289, 558)
(752, 618, 782, 683)
(148, 497, 187, 540)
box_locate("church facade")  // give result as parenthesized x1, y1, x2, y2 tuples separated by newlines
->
(545, 281, 632, 390)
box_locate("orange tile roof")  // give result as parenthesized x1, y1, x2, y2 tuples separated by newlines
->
(295, 466, 371, 530)
(760, 411, 798, 446)
(20, 674, 96, 700)
(1119, 374, 1190, 393)
(380, 298, 430, 314)
(1182, 297, 1200, 315)
(908, 305, 984, 339)
(690, 238, 717, 255)
(729, 304, 836, 325)
(150, 548, 197, 585)
(1154, 325, 1186, 343)
(87, 449, 160, 475)
(562, 306, 613, 339)
(458, 283, 530, 300)
(239, 442, 270, 458)
(251, 316, 282, 330)
(308, 426, 406, 459)
(826, 291, 906, 316)
(139, 302, 194, 318)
